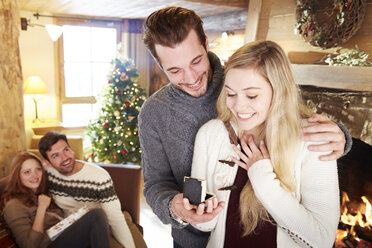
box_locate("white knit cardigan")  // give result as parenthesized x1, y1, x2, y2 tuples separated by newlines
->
(191, 119, 340, 248)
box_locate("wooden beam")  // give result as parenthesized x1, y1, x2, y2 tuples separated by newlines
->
(186, 0, 249, 8)
(0, 0, 27, 177)
(244, 0, 262, 43)
(292, 64, 372, 92)
(202, 10, 248, 32)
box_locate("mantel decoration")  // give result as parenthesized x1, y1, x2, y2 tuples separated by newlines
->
(320, 45, 372, 66)
(295, 0, 367, 49)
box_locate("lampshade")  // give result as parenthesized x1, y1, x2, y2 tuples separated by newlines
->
(24, 76, 49, 94)
(45, 24, 63, 42)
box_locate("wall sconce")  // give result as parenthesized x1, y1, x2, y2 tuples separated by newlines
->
(20, 17, 63, 42)
(24, 76, 49, 123)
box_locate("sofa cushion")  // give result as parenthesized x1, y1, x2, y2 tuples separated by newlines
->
(0, 220, 15, 248)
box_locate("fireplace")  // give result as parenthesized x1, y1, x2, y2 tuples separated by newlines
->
(336, 138, 372, 247)
(300, 85, 372, 247)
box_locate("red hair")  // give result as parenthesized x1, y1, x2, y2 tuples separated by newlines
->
(2, 152, 50, 207)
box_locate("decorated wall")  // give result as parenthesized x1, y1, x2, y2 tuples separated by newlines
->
(257, 0, 372, 64)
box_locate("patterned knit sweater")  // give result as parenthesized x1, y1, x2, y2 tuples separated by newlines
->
(139, 52, 224, 248)
(44, 162, 135, 248)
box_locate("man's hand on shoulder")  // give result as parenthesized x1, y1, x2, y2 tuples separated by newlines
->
(302, 114, 346, 161)
(170, 193, 224, 225)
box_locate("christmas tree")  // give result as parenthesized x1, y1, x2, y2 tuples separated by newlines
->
(86, 54, 146, 164)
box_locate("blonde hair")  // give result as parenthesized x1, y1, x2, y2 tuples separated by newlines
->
(217, 40, 312, 235)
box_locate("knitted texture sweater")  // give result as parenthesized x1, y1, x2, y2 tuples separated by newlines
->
(139, 52, 224, 248)
(44, 162, 135, 248)
(3, 198, 64, 248)
(192, 120, 340, 248)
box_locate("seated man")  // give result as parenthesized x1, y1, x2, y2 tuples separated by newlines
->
(38, 131, 141, 248)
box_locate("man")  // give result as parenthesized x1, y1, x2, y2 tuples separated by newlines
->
(38, 131, 140, 248)
(139, 7, 351, 248)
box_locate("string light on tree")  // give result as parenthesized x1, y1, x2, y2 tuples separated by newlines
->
(86, 49, 146, 164)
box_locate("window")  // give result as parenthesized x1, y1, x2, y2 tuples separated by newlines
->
(58, 21, 121, 126)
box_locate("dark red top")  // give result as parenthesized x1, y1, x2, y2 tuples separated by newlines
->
(224, 166, 277, 248)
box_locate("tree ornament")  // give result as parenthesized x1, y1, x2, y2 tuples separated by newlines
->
(103, 123, 108, 128)
(122, 150, 127, 155)
(125, 102, 130, 107)
(120, 72, 128, 81)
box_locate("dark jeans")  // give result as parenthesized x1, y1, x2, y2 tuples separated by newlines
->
(49, 208, 111, 248)
(174, 240, 183, 248)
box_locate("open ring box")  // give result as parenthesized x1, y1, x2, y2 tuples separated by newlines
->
(183, 176, 215, 206)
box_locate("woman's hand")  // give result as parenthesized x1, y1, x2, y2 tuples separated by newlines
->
(231, 134, 270, 171)
(33, 194, 51, 233)
(37, 194, 51, 211)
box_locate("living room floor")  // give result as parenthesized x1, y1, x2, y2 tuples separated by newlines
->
(140, 186, 173, 248)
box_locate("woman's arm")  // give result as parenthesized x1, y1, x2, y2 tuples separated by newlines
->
(32, 195, 51, 233)
(248, 144, 340, 248)
(3, 199, 51, 248)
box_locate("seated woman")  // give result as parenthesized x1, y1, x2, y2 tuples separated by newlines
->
(189, 41, 340, 247)
(2, 151, 111, 248)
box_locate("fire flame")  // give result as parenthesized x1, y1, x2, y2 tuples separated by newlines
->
(335, 192, 372, 246)
(361, 196, 372, 227)
(340, 192, 371, 229)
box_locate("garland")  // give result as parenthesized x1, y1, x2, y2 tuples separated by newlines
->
(321, 45, 372, 66)
(295, 0, 366, 49)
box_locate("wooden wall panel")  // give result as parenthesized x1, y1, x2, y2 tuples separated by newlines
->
(0, 0, 27, 177)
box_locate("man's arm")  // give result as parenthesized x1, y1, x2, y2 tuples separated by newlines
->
(139, 108, 180, 226)
(98, 175, 135, 248)
(302, 114, 352, 161)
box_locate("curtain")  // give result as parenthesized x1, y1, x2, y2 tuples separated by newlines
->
(122, 19, 151, 96)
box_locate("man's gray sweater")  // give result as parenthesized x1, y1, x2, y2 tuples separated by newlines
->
(138, 52, 224, 248)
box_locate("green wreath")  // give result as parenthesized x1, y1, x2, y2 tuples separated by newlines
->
(295, 0, 366, 49)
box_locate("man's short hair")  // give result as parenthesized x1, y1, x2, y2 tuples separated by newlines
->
(143, 6, 207, 63)
(38, 131, 70, 161)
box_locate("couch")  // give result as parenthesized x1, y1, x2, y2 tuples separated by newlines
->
(0, 162, 146, 248)
(26, 126, 84, 161)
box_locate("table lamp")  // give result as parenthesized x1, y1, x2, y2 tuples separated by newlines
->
(23, 76, 49, 123)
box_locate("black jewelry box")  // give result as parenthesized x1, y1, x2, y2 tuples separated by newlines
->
(183, 176, 214, 206)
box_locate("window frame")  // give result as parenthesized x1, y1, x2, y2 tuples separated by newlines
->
(56, 18, 123, 125)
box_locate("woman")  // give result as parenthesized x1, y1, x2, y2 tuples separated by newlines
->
(189, 41, 340, 247)
(2, 152, 111, 248)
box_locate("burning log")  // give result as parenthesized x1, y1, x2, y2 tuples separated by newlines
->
(335, 193, 372, 247)
(356, 239, 372, 248)
(355, 226, 372, 244)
